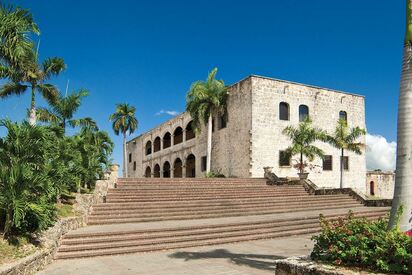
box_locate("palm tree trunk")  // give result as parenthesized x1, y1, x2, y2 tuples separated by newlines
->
(389, 1, 412, 231)
(29, 85, 36, 126)
(4, 209, 13, 238)
(123, 132, 127, 177)
(340, 149, 344, 189)
(206, 114, 213, 173)
(300, 152, 303, 174)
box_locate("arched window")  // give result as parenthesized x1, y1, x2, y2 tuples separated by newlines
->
(339, 111, 347, 122)
(145, 141, 152, 155)
(145, 166, 151, 177)
(370, 181, 375, 196)
(163, 132, 171, 149)
(279, 102, 289, 121)
(299, 105, 309, 122)
(185, 121, 195, 140)
(186, 154, 196, 178)
(153, 164, 160, 178)
(174, 127, 183, 145)
(163, 162, 171, 178)
(173, 158, 183, 178)
(153, 137, 161, 152)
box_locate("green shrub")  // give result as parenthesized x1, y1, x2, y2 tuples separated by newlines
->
(205, 170, 226, 178)
(311, 211, 412, 274)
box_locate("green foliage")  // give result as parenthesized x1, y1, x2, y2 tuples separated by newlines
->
(325, 119, 366, 155)
(0, 120, 58, 237)
(311, 210, 412, 274)
(109, 103, 138, 136)
(205, 170, 226, 178)
(186, 67, 228, 134)
(282, 118, 327, 173)
(36, 89, 97, 133)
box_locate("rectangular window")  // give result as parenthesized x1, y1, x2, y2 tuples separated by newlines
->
(128, 153, 132, 163)
(133, 161, 136, 171)
(323, 155, 333, 171)
(279, 151, 291, 167)
(343, 156, 349, 170)
(212, 117, 215, 132)
(218, 115, 227, 129)
(201, 156, 207, 172)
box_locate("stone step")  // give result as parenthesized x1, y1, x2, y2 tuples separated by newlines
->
(109, 186, 303, 192)
(91, 197, 356, 216)
(93, 194, 350, 208)
(56, 214, 384, 259)
(55, 227, 319, 259)
(105, 190, 309, 199)
(62, 210, 388, 245)
(104, 192, 313, 203)
(87, 202, 363, 225)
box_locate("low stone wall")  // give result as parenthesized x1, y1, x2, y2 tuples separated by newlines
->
(275, 257, 383, 275)
(0, 166, 118, 275)
(302, 179, 392, 207)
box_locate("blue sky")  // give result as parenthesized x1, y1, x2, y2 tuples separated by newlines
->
(0, 0, 403, 169)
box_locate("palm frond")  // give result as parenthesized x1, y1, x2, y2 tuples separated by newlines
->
(0, 82, 28, 98)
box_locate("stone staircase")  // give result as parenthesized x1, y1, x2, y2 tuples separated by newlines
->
(55, 178, 390, 259)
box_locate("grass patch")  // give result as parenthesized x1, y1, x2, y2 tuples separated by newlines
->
(56, 203, 77, 218)
(0, 235, 37, 265)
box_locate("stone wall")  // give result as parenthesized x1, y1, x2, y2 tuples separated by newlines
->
(0, 167, 118, 275)
(250, 76, 366, 192)
(126, 74, 367, 193)
(366, 171, 395, 199)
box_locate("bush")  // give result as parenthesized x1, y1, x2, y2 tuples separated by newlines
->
(311, 211, 412, 274)
(205, 170, 226, 178)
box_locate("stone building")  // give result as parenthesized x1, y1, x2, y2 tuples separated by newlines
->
(126, 75, 366, 192)
(366, 170, 395, 199)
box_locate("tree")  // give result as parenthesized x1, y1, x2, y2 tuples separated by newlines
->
(36, 89, 97, 134)
(283, 118, 326, 176)
(389, 0, 412, 231)
(325, 119, 365, 189)
(0, 120, 57, 238)
(109, 104, 138, 177)
(0, 48, 66, 125)
(186, 68, 228, 173)
(0, 4, 39, 70)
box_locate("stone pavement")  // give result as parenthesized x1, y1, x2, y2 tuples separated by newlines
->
(38, 236, 313, 275)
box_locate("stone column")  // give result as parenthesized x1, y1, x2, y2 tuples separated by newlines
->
(171, 134, 174, 146)
(183, 129, 186, 142)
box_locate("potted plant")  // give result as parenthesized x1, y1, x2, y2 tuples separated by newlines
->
(283, 117, 327, 180)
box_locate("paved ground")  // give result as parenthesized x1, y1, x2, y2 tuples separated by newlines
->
(38, 236, 313, 275)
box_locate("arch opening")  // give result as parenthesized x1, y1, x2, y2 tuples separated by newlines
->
(299, 105, 309, 122)
(163, 161, 171, 178)
(145, 166, 151, 177)
(163, 132, 171, 149)
(173, 158, 183, 178)
(154, 137, 161, 152)
(145, 141, 152, 155)
(279, 102, 290, 121)
(174, 127, 183, 145)
(153, 164, 161, 178)
(185, 121, 195, 140)
(186, 154, 196, 178)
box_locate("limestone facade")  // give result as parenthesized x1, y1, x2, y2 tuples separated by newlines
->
(126, 75, 367, 193)
(366, 171, 395, 199)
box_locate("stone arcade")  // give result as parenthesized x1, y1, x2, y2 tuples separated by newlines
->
(126, 75, 366, 193)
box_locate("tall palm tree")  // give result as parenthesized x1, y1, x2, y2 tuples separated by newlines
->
(0, 50, 66, 125)
(36, 89, 97, 134)
(326, 119, 366, 189)
(186, 68, 228, 173)
(283, 118, 326, 176)
(0, 4, 39, 70)
(109, 103, 138, 177)
(389, 0, 412, 231)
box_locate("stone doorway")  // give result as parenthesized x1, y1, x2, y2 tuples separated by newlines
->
(186, 154, 196, 178)
(174, 158, 183, 178)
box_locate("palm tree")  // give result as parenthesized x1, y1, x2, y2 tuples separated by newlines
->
(36, 89, 97, 134)
(109, 103, 138, 177)
(389, 0, 412, 231)
(186, 68, 228, 173)
(283, 118, 326, 177)
(325, 119, 366, 189)
(0, 4, 39, 70)
(0, 46, 66, 125)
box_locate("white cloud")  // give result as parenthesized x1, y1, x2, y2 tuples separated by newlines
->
(155, 109, 179, 116)
(366, 133, 396, 171)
